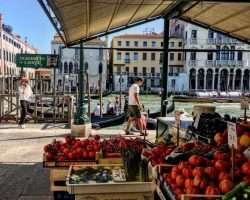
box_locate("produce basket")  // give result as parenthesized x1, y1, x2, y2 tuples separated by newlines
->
(66, 164, 154, 195)
(43, 152, 99, 168)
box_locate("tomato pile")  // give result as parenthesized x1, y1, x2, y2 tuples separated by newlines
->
(44, 135, 101, 161)
(102, 136, 145, 158)
(142, 144, 176, 166)
(162, 149, 250, 200)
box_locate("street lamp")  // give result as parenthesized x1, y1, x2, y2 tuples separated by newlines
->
(74, 43, 89, 125)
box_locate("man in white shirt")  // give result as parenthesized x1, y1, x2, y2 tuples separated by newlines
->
(125, 77, 144, 135)
(18, 77, 33, 128)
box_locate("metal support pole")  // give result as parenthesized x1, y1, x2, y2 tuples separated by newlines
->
(75, 42, 89, 124)
(161, 16, 170, 116)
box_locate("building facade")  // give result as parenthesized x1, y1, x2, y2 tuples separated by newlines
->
(183, 23, 250, 92)
(0, 14, 37, 81)
(51, 35, 108, 93)
(111, 33, 186, 92)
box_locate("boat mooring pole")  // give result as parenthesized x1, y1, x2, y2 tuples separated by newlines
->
(161, 16, 170, 116)
(99, 63, 103, 118)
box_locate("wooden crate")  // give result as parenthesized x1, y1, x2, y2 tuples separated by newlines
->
(181, 194, 222, 200)
(43, 154, 98, 168)
(66, 164, 154, 195)
(75, 193, 153, 200)
(50, 168, 69, 192)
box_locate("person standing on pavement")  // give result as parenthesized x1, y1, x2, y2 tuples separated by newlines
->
(125, 77, 144, 135)
(18, 77, 33, 129)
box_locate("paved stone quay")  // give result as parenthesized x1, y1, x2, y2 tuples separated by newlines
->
(0, 123, 156, 200)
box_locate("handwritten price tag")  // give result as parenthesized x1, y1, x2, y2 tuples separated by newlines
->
(227, 122, 237, 149)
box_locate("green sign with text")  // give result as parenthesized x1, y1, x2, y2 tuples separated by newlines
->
(16, 54, 58, 69)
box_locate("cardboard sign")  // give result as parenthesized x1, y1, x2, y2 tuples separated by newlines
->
(241, 98, 249, 110)
(227, 122, 237, 149)
(193, 114, 200, 129)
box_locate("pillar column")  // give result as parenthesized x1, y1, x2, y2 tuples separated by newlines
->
(161, 16, 169, 116)
(227, 71, 230, 91)
(212, 70, 215, 91)
(241, 73, 244, 92)
(232, 72, 236, 91)
(195, 71, 198, 90)
(218, 69, 221, 92)
(204, 70, 207, 91)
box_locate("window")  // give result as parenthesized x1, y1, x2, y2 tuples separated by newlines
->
(74, 63, 79, 73)
(221, 46, 229, 60)
(3, 50, 5, 60)
(171, 79, 176, 88)
(151, 67, 155, 75)
(151, 79, 155, 87)
(151, 53, 156, 61)
(6, 51, 8, 61)
(134, 41, 138, 47)
(190, 52, 196, 60)
(152, 41, 156, 47)
(125, 67, 129, 73)
(160, 53, 163, 63)
(191, 30, 197, 39)
(170, 42, 175, 47)
(64, 62, 68, 73)
(178, 53, 182, 61)
(170, 53, 174, 61)
(238, 51, 243, 61)
(178, 42, 182, 47)
(69, 62, 73, 73)
(133, 67, 138, 76)
(207, 52, 213, 60)
(208, 30, 214, 39)
(125, 52, 130, 63)
(117, 52, 121, 60)
(133, 52, 138, 61)
(142, 53, 147, 60)
(216, 46, 220, 60)
(143, 41, 147, 47)
(0, 49, 1, 59)
(230, 46, 235, 60)
(161, 42, 163, 47)
(142, 67, 147, 76)
(126, 41, 130, 47)
(117, 41, 122, 46)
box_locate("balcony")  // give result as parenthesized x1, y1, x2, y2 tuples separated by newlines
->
(215, 38, 242, 45)
(190, 38, 198, 45)
(188, 60, 197, 66)
(206, 60, 216, 67)
(215, 60, 244, 66)
(207, 38, 216, 45)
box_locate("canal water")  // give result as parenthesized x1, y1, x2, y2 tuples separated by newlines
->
(92, 94, 245, 118)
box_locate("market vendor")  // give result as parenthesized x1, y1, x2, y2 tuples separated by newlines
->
(125, 77, 144, 136)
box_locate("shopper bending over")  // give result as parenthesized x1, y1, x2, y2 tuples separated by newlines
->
(125, 77, 145, 136)
(18, 77, 33, 129)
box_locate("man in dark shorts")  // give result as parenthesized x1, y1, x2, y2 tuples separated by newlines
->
(125, 77, 144, 135)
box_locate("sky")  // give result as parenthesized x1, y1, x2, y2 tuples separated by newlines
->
(0, 0, 163, 54)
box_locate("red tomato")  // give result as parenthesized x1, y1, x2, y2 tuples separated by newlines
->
(219, 179, 234, 194)
(176, 175, 185, 187)
(192, 167, 205, 177)
(215, 160, 230, 172)
(185, 178, 193, 189)
(242, 161, 250, 176)
(182, 167, 193, 178)
(82, 151, 88, 159)
(89, 151, 96, 160)
(218, 172, 231, 181)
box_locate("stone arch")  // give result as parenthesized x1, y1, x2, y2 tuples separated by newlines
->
(64, 62, 68, 73)
(235, 69, 242, 90)
(198, 68, 205, 90)
(189, 68, 196, 90)
(243, 69, 250, 91)
(206, 68, 213, 90)
(220, 69, 229, 91)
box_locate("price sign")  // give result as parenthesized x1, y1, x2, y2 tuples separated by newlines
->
(241, 98, 249, 110)
(193, 114, 200, 129)
(227, 122, 237, 149)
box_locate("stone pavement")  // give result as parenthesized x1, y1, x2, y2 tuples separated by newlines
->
(0, 123, 156, 200)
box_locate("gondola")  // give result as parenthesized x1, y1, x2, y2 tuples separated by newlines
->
(90, 91, 112, 99)
(91, 114, 125, 129)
